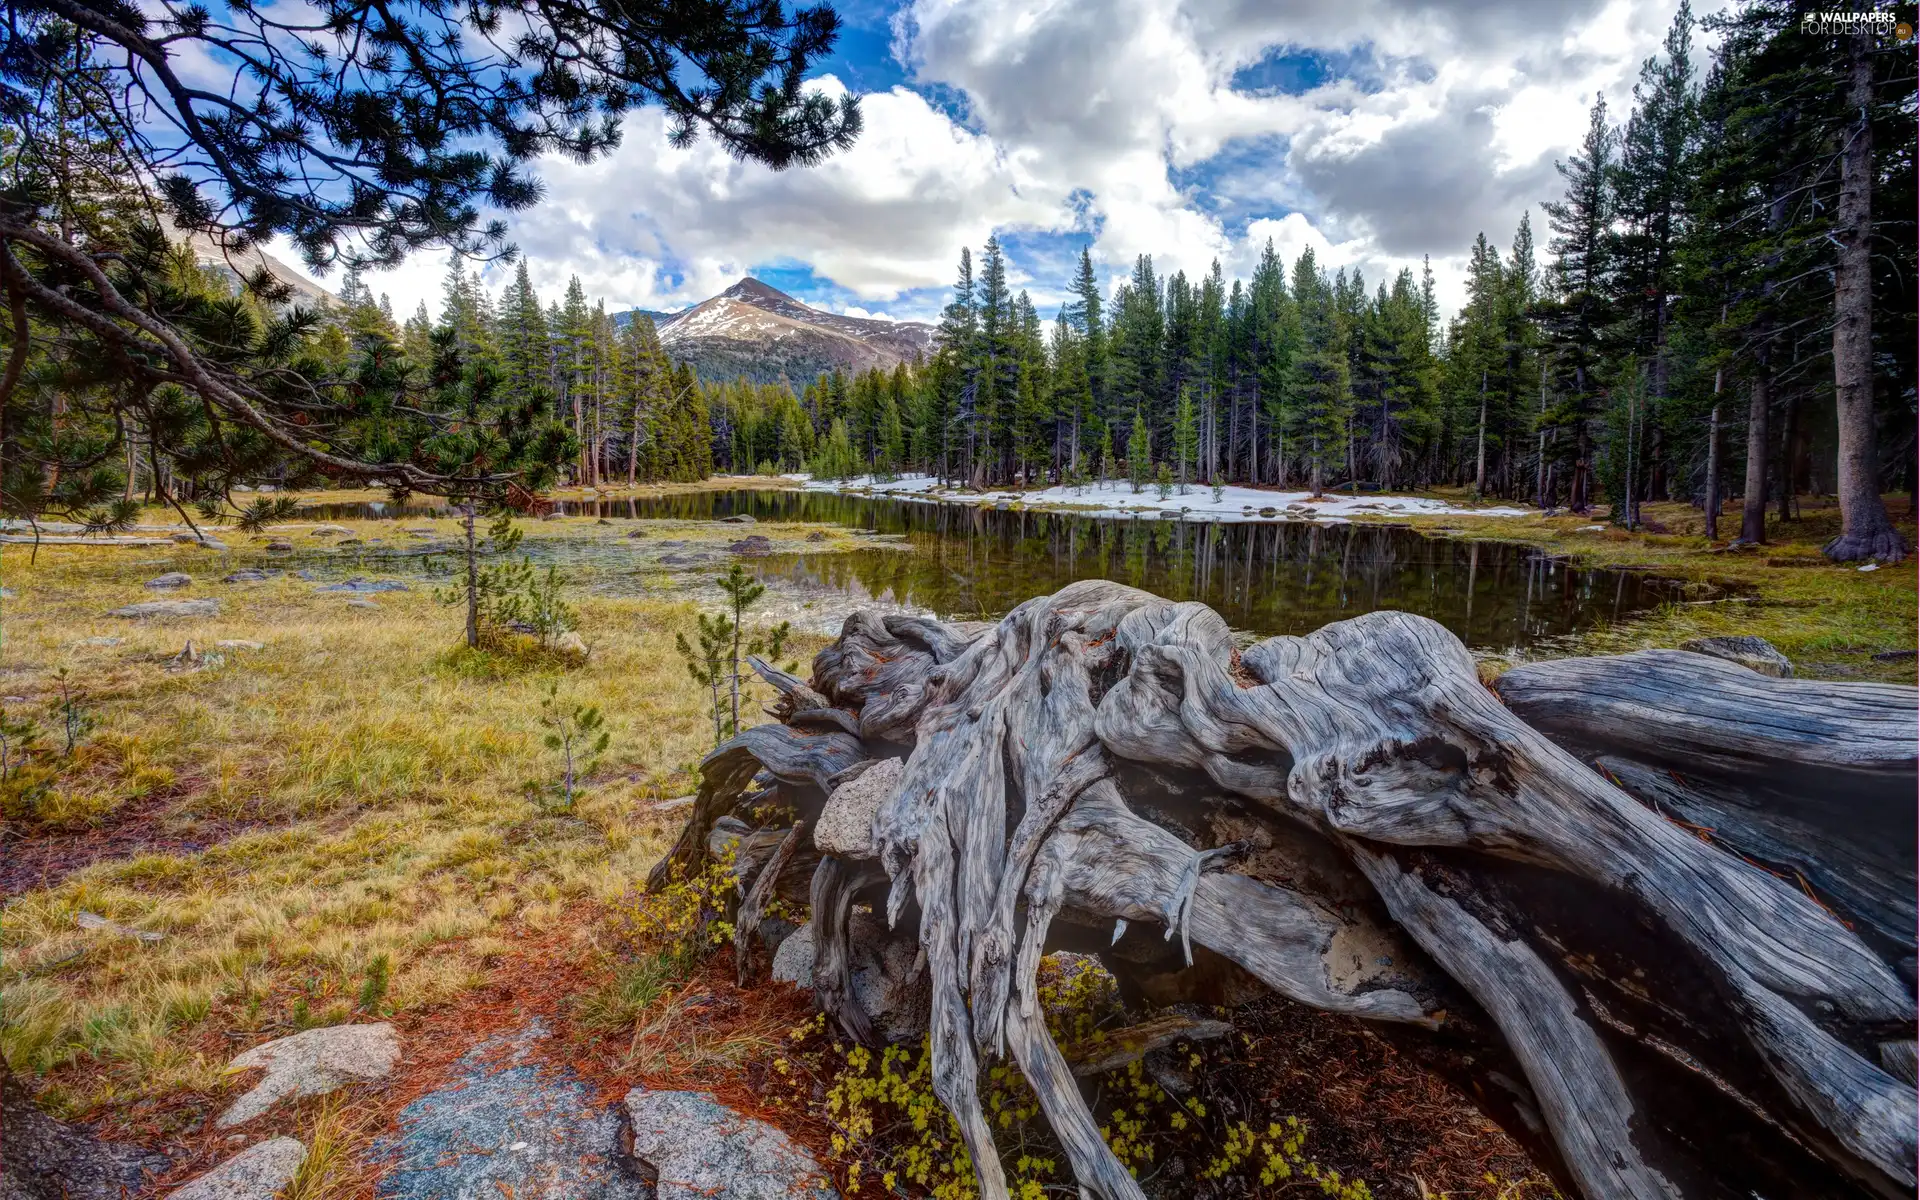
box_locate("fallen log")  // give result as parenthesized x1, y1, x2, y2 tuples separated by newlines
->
(650, 583, 1917, 1200)
(1494, 650, 1917, 963)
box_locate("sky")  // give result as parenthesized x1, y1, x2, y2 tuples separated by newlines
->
(302, 0, 1717, 329)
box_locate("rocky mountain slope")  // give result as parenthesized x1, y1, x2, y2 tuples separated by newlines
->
(620, 277, 935, 384)
(183, 231, 338, 311)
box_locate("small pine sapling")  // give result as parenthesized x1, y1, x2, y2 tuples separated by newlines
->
(52, 668, 93, 756)
(678, 564, 796, 746)
(519, 564, 579, 649)
(1211, 479, 1226, 504)
(533, 682, 611, 811)
(1155, 462, 1173, 500)
(358, 953, 392, 1014)
(676, 611, 735, 746)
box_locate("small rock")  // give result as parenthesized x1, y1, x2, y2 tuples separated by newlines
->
(219, 1024, 399, 1127)
(222, 570, 278, 583)
(656, 540, 686, 549)
(310, 525, 353, 536)
(719, 513, 757, 525)
(806, 531, 828, 543)
(314, 578, 410, 593)
(770, 925, 815, 985)
(728, 535, 773, 557)
(1679, 635, 1794, 679)
(144, 572, 192, 590)
(553, 631, 589, 658)
(620, 1090, 836, 1199)
(540, 512, 564, 522)
(625, 529, 646, 539)
(335, 538, 363, 548)
(264, 540, 293, 554)
(767, 910, 928, 1044)
(0, 586, 14, 600)
(171, 532, 199, 543)
(108, 599, 219, 620)
(194, 539, 231, 551)
(816, 758, 902, 859)
(1858, 563, 1880, 573)
(1871, 649, 1918, 663)
(216, 640, 265, 651)
(169, 1136, 307, 1200)
(596, 518, 611, 526)
(344, 599, 379, 610)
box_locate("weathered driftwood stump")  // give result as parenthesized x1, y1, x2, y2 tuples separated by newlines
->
(649, 582, 1917, 1200)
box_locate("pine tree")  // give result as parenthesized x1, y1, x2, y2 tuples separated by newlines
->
(1128, 409, 1151, 493)
(934, 248, 978, 483)
(1173, 388, 1197, 493)
(1538, 97, 1617, 511)
(498, 260, 550, 402)
(1290, 253, 1351, 498)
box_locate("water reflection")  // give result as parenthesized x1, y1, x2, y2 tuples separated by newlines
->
(296, 488, 1686, 648)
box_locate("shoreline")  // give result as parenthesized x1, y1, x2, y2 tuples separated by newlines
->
(789, 472, 1534, 523)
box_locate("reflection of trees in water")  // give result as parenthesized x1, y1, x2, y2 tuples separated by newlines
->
(732, 492, 1678, 647)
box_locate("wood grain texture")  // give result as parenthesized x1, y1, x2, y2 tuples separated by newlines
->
(647, 583, 1916, 1200)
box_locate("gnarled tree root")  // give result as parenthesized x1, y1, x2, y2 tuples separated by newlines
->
(651, 582, 1917, 1200)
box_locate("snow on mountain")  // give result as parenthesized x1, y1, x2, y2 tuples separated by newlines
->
(635, 277, 935, 384)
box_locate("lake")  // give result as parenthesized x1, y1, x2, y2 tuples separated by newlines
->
(298, 488, 1687, 651)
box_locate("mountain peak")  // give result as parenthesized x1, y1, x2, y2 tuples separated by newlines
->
(654, 276, 936, 385)
(721, 277, 795, 305)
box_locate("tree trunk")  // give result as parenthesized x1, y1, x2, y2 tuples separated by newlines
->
(1474, 370, 1488, 496)
(1824, 34, 1906, 562)
(1534, 360, 1549, 509)
(654, 586, 1917, 1200)
(1704, 401, 1722, 541)
(1704, 302, 1727, 541)
(1777, 388, 1798, 524)
(1741, 367, 1771, 544)
(463, 504, 479, 649)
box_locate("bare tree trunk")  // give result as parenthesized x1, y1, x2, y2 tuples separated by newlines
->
(1825, 35, 1905, 561)
(1534, 360, 1549, 508)
(463, 503, 479, 649)
(1704, 401, 1722, 541)
(1704, 303, 1727, 540)
(1474, 369, 1488, 496)
(1741, 367, 1771, 544)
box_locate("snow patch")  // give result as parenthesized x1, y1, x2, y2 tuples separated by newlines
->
(794, 475, 1535, 521)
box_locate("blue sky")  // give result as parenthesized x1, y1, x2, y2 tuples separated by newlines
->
(336, 0, 1711, 328)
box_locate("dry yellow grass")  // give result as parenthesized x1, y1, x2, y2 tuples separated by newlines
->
(0, 498, 839, 1117)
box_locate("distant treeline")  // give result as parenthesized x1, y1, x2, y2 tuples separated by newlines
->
(707, 2, 1918, 563)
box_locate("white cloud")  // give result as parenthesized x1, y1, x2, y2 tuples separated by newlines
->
(272, 0, 1711, 325)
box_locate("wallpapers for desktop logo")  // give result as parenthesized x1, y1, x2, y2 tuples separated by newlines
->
(1799, 8, 1903, 37)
